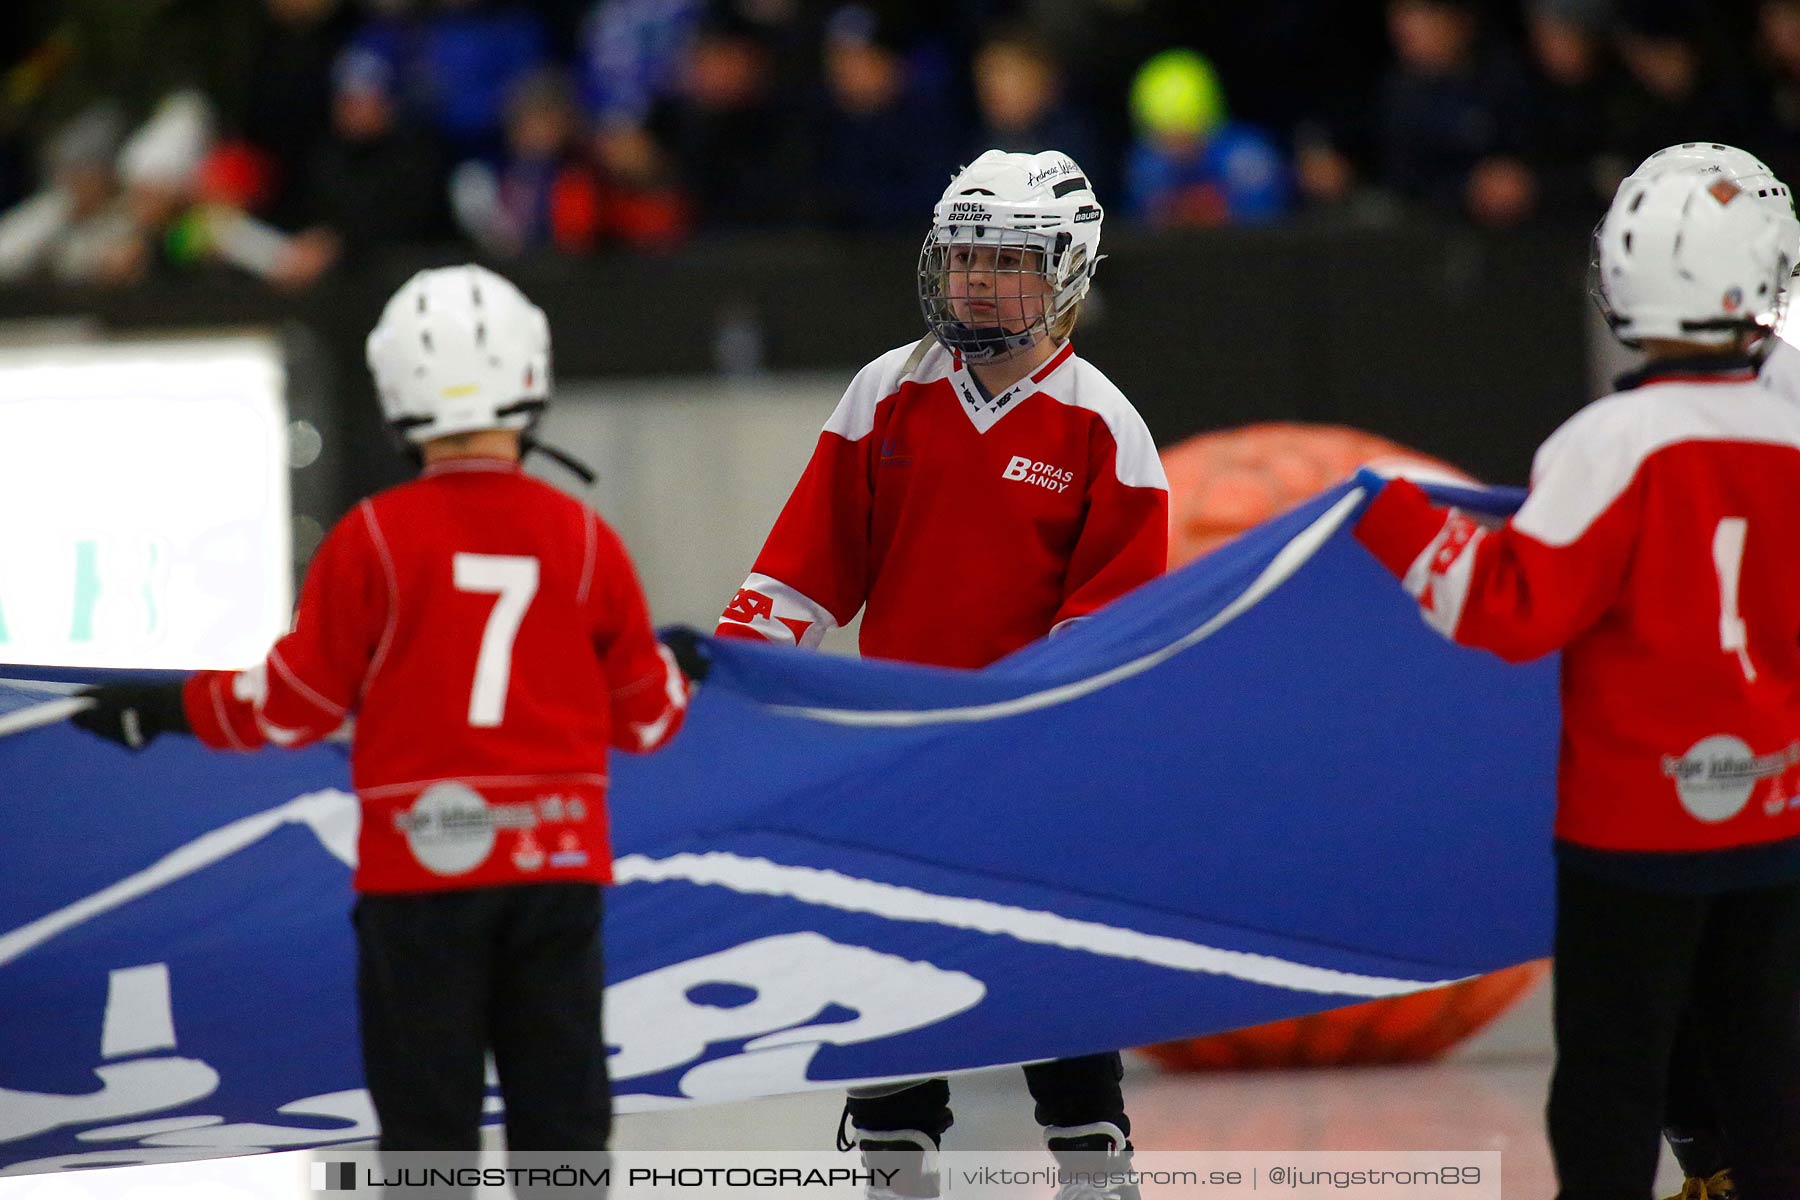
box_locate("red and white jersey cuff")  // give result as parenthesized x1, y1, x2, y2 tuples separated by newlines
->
(714, 572, 836, 648)
(1353, 478, 1453, 579)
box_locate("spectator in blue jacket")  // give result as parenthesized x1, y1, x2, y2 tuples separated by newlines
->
(576, 0, 705, 129)
(348, 0, 548, 159)
(1123, 49, 1290, 227)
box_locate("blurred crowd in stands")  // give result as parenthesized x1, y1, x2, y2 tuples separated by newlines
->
(0, 0, 1794, 287)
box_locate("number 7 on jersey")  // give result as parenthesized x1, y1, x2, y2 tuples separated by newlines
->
(453, 553, 540, 727)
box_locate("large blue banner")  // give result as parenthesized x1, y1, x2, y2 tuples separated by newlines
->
(0, 480, 1557, 1173)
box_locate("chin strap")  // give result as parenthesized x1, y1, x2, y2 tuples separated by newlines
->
(388, 419, 600, 486)
(522, 434, 599, 485)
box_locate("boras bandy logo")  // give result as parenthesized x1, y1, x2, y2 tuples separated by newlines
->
(1002, 456, 1074, 493)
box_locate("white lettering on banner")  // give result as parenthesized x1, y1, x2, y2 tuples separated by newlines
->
(0, 728, 1459, 1167)
(606, 933, 985, 1100)
(100, 964, 177, 1058)
(0, 955, 377, 1172)
(0, 792, 374, 1166)
(2, 1091, 378, 1175)
(98, 1090, 376, 1151)
(0, 964, 218, 1145)
(614, 852, 1463, 997)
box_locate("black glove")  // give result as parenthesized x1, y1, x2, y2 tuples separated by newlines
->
(71, 683, 192, 751)
(660, 626, 712, 684)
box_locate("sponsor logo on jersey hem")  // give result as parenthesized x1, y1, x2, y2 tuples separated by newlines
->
(1661, 734, 1800, 823)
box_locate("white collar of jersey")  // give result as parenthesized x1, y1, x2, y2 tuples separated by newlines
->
(947, 341, 1075, 433)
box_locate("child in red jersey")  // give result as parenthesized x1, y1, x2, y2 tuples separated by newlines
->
(713, 149, 1168, 1198)
(1355, 172, 1800, 1199)
(76, 265, 687, 1156)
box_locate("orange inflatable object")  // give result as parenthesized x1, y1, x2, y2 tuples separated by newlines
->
(1162, 422, 1476, 568)
(1139, 962, 1550, 1070)
(1146, 422, 1548, 1069)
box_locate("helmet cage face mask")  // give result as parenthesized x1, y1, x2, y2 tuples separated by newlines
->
(919, 225, 1070, 363)
(916, 149, 1103, 364)
(917, 214, 1095, 363)
(1587, 215, 1618, 331)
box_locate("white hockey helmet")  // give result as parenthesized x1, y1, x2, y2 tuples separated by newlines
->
(1620, 142, 1800, 267)
(917, 149, 1104, 362)
(365, 264, 551, 445)
(1595, 170, 1792, 347)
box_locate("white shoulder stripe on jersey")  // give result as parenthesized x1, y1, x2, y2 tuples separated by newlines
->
(1045, 359, 1167, 492)
(765, 486, 1361, 727)
(824, 339, 951, 442)
(1518, 379, 1800, 546)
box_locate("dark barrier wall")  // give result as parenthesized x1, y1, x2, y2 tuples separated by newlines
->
(0, 222, 1592, 531)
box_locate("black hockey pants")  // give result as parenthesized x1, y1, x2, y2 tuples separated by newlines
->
(354, 882, 612, 1155)
(1547, 867, 1800, 1199)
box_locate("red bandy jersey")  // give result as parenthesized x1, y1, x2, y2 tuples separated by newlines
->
(184, 458, 687, 893)
(1356, 363, 1800, 855)
(715, 339, 1170, 668)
